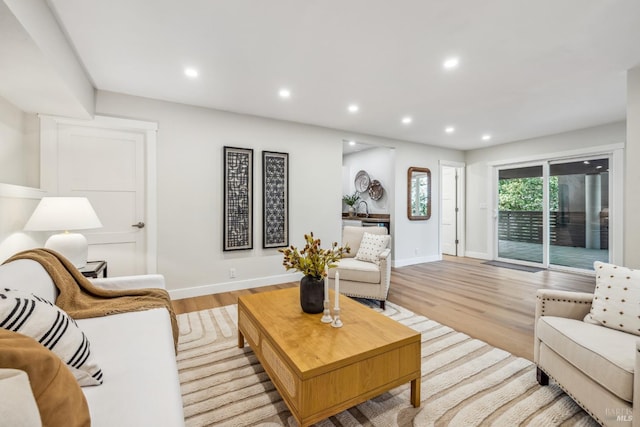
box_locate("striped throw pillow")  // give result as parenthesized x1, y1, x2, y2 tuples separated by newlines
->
(0, 288, 103, 386)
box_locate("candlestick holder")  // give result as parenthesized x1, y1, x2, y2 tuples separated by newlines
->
(321, 300, 333, 323)
(331, 307, 343, 328)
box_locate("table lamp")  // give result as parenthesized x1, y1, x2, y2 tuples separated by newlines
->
(24, 197, 103, 268)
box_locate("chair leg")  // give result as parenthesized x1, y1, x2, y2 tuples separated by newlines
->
(380, 300, 385, 310)
(536, 367, 549, 386)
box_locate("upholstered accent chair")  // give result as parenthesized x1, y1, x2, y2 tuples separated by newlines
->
(328, 226, 391, 309)
(535, 284, 639, 426)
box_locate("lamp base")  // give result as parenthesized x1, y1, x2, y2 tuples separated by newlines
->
(45, 232, 89, 269)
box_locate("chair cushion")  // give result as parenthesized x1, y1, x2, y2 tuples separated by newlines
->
(537, 315, 635, 402)
(78, 309, 184, 427)
(355, 233, 390, 265)
(330, 258, 381, 283)
(585, 261, 640, 336)
(341, 226, 387, 258)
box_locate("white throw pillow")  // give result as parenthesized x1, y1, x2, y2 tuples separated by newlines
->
(0, 288, 103, 386)
(355, 232, 390, 265)
(584, 261, 640, 336)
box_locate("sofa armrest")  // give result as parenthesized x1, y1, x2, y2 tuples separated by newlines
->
(535, 289, 593, 321)
(378, 248, 391, 260)
(534, 289, 594, 364)
(89, 274, 166, 291)
(379, 248, 391, 298)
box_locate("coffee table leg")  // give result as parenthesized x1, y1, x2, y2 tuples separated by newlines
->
(411, 378, 420, 407)
(238, 329, 245, 348)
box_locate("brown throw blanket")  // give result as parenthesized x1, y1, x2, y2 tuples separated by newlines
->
(4, 249, 178, 352)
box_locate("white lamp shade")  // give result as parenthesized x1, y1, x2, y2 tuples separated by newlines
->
(24, 197, 103, 231)
(24, 197, 102, 268)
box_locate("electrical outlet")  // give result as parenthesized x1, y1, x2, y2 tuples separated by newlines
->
(229, 268, 236, 278)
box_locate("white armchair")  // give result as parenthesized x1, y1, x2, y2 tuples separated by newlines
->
(535, 288, 638, 426)
(328, 226, 391, 309)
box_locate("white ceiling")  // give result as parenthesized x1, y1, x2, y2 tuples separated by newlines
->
(44, 0, 640, 150)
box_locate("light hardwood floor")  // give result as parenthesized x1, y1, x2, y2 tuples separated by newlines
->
(171, 256, 596, 361)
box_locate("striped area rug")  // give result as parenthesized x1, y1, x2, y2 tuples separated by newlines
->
(177, 301, 598, 426)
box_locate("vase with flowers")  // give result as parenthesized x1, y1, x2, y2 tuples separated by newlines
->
(279, 232, 350, 313)
(342, 192, 360, 217)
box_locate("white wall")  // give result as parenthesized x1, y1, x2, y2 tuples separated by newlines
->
(625, 67, 640, 268)
(464, 121, 626, 259)
(0, 192, 44, 263)
(95, 91, 464, 295)
(392, 141, 464, 266)
(95, 91, 344, 295)
(0, 96, 39, 187)
(1, 0, 95, 118)
(0, 95, 43, 263)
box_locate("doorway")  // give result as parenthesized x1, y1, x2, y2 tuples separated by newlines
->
(40, 115, 158, 275)
(496, 156, 612, 271)
(440, 162, 465, 256)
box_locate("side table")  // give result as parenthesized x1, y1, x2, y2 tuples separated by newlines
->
(79, 260, 107, 278)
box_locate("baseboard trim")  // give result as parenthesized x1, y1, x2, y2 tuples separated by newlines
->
(464, 251, 490, 260)
(392, 254, 441, 268)
(169, 272, 302, 300)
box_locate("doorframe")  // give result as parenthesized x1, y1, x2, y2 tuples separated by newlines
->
(488, 143, 624, 268)
(439, 160, 466, 257)
(38, 114, 159, 273)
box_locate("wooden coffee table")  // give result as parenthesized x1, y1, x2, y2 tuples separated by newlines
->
(238, 287, 421, 427)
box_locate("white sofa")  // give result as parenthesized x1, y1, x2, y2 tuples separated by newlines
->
(0, 259, 185, 427)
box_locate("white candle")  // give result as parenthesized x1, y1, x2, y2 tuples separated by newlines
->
(324, 266, 329, 302)
(334, 271, 340, 309)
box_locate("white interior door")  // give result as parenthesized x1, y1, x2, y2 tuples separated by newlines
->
(40, 116, 154, 277)
(441, 166, 458, 255)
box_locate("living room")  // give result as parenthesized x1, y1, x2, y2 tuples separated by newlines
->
(1, 1, 640, 426)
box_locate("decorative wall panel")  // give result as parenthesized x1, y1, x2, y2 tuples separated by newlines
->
(224, 146, 253, 251)
(262, 151, 288, 248)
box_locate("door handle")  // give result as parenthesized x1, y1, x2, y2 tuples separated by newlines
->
(131, 221, 145, 229)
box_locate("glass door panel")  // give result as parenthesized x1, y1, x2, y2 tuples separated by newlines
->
(549, 158, 609, 270)
(498, 165, 544, 264)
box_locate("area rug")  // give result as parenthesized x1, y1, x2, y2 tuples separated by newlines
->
(176, 302, 597, 426)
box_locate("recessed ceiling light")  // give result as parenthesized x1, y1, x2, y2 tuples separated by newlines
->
(348, 104, 359, 113)
(349, 140, 356, 146)
(481, 134, 491, 141)
(278, 88, 291, 98)
(583, 160, 591, 165)
(443, 57, 460, 70)
(596, 165, 603, 169)
(184, 67, 199, 78)
(401, 116, 413, 124)
(445, 126, 455, 134)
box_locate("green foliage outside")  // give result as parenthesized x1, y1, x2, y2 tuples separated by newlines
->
(498, 176, 558, 211)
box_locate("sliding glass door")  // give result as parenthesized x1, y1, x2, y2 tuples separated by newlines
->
(549, 158, 609, 269)
(498, 165, 544, 264)
(496, 156, 611, 271)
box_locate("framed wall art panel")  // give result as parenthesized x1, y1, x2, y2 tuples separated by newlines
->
(223, 146, 253, 251)
(262, 151, 288, 248)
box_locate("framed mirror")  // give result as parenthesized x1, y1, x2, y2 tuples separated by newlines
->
(407, 167, 431, 220)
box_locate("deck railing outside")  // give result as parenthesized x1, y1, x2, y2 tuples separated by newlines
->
(498, 211, 608, 249)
